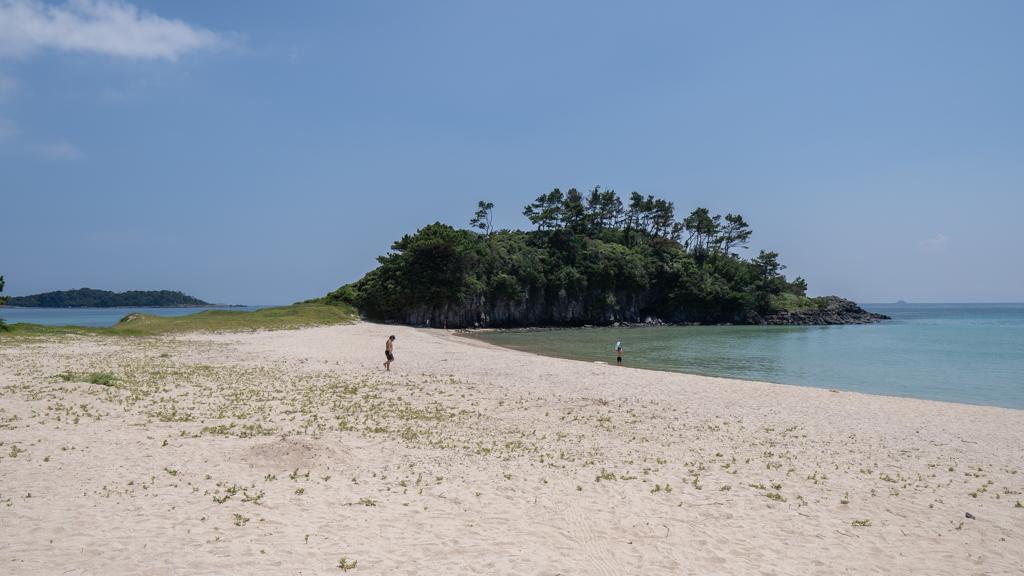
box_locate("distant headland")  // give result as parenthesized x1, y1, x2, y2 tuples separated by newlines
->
(316, 188, 889, 328)
(5, 288, 217, 308)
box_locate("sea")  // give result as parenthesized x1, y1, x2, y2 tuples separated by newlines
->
(473, 304, 1024, 410)
(0, 306, 270, 328)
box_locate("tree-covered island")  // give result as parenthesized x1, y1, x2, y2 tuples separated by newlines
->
(320, 188, 888, 328)
(5, 288, 211, 308)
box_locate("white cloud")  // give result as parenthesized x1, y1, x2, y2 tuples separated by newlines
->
(37, 139, 82, 158)
(0, 0, 223, 60)
(918, 233, 948, 248)
(0, 71, 15, 95)
(0, 116, 17, 138)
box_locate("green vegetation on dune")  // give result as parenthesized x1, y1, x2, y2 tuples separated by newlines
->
(770, 292, 827, 312)
(0, 303, 357, 338)
(109, 304, 358, 335)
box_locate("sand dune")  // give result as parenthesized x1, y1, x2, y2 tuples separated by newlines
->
(1, 322, 1022, 575)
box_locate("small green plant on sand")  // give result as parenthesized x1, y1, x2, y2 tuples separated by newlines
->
(54, 371, 117, 387)
(242, 490, 265, 504)
(337, 557, 358, 571)
(87, 372, 117, 386)
(233, 513, 250, 526)
(851, 519, 872, 527)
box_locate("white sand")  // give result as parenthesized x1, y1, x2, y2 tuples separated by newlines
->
(1, 322, 1022, 575)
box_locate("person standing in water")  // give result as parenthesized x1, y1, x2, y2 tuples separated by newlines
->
(384, 335, 396, 371)
(615, 340, 623, 365)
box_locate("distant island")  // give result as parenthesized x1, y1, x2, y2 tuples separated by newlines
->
(5, 288, 212, 308)
(318, 188, 889, 327)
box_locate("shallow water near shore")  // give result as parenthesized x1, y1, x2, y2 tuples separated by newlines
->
(473, 303, 1024, 409)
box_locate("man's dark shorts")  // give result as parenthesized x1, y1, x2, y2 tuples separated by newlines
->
(386, 351, 395, 361)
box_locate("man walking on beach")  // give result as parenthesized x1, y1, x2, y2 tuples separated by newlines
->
(615, 341, 623, 365)
(384, 335, 396, 371)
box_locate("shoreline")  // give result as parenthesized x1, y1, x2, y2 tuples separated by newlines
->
(462, 325, 1024, 409)
(456, 329, 1024, 414)
(2, 322, 1021, 574)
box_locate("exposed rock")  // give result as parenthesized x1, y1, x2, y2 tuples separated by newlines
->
(760, 296, 889, 325)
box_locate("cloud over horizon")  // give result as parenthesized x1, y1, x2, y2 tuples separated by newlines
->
(0, 0, 224, 60)
(0, 71, 15, 95)
(0, 116, 17, 137)
(37, 139, 82, 158)
(918, 233, 949, 250)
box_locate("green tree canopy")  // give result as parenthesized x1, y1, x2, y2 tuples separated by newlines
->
(325, 188, 813, 327)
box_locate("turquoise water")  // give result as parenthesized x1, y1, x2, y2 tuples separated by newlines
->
(0, 306, 270, 328)
(474, 304, 1024, 410)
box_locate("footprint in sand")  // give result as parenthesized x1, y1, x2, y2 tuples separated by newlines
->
(563, 489, 620, 576)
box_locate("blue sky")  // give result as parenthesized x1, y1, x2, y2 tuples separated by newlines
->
(1, 0, 1022, 304)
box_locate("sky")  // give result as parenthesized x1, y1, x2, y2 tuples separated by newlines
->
(1, 0, 1022, 304)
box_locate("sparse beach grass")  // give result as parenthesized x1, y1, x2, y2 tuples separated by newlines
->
(0, 321, 1021, 574)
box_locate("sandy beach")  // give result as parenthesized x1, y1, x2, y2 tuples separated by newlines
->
(1, 322, 1022, 575)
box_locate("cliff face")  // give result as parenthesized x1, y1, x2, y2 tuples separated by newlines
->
(392, 293, 886, 328)
(399, 289, 652, 327)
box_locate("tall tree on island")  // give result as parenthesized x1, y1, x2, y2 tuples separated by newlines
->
(717, 213, 753, 255)
(522, 188, 565, 231)
(682, 207, 720, 259)
(584, 186, 623, 232)
(469, 201, 495, 235)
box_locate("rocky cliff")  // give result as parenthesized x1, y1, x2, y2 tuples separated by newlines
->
(393, 293, 886, 328)
(399, 289, 649, 328)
